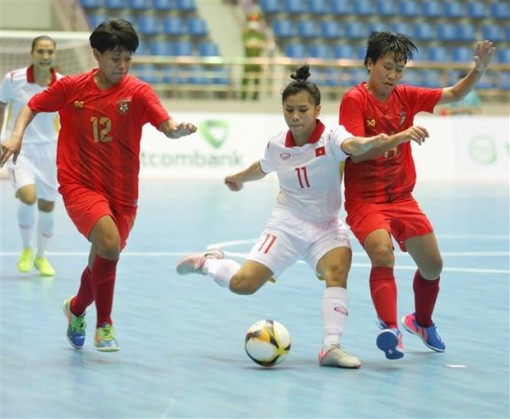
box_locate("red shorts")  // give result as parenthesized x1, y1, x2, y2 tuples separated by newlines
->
(346, 197, 433, 252)
(59, 184, 136, 250)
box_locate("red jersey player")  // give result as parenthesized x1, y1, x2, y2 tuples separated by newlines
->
(339, 31, 495, 360)
(0, 18, 197, 352)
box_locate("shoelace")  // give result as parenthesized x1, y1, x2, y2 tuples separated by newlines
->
(71, 316, 86, 332)
(99, 325, 115, 341)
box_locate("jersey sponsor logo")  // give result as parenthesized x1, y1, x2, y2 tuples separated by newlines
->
(74, 101, 84, 108)
(117, 99, 131, 114)
(280, 152, 291, 160)
(399, 111, 407, 126)
(315, 146, 326, 157)
(366, 119, 376, 127)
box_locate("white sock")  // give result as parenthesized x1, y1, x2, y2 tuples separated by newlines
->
(204, 258, 240, 288)
(36, 210, 54, 258)
(322, 287, 349, 349)
(18, 202, 36, 249)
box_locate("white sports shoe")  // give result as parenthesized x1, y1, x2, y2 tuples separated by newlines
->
(318, 344, 361, 369)
(175, 249, 225, 275)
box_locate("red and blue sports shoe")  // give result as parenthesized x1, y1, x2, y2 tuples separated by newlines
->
(401, 312, 446, 352)
(376, 320, 404, 360)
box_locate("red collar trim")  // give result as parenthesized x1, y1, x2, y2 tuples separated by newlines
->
(285, 119, 326, 147)
(26, 65, 58, 85)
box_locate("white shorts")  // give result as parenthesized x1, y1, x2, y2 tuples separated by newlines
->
(7, 142, 58, 201)
(246, 207, 351, 278)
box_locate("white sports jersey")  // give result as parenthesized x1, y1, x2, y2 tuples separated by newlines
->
(259, 120, 352, 223)
(0, 65, 62, 144)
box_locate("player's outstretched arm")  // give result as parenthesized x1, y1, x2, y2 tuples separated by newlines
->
(0, 105, 36, 167)
(160, 120, 198, 139)
(224, 160, 266, 191)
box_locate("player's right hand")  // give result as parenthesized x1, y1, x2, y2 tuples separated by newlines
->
(224, 177, 243, 191)
(0, 138, 21, 167)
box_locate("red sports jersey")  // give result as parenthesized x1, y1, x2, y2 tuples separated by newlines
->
(28, 69, 170, 210)
(339, 82, 441, 211)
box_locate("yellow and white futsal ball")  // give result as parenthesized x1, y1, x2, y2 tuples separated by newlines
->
(244, 319, 291, 367)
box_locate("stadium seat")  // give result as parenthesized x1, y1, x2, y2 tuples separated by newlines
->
(138, 14, 161, 36)
(398, 0, 420, 17)
(272, 19, 295, 38)
(436, 23, 457, 41)
(451, 46, 473, 62)
(198, 41, 219, 57)
(259, 0, 281, 14)
(456, 22, 476, 42)
(427, 45, 449, 62)
(128, 0, 150, 10)
(134, 64, 159, 84)
(497, 48, 510, 63)
(86, 13, 107, 29)
(466, 1, 486, 18)
(344, 21, 365, 39)
(499, 72, 510, 90)
(391, 22, 412, 35)
(422, 0, 443, 17)
(333, 44, 355, 59)
(187, 65, 207, 84)
(321, 21, 342, 39)
(481, 24, 504, 42)
(413, 22, 435, 41)
(490, 1, 510, 19)
(352, 0, 372, 16)
(211, 67, 229, 85)
(443, 0, 464, 17)
(162, 66, 187, 84)
(187, 17, 208, 37)
(175, 0, 196, 12)
(79, 0, 102, 8)
(375, 0, 396, 16)
(284, 42, 307, 59)
(171, 40, 194, 56)
(421, 69, 441, 87)
(283, 0, 306, 14)
(309, 43, 332, 59)
(152, 0, 175, 9)
(367, 22, 387, 34)
(103, 0, 124, 9)
(150, 39, 172, 56)
(330, 0, 351, 15)
(297, 19, 319, 38)
(162, 16, 184, 36)
(506, 25, 510, 41)
(308, 0, 328, 14)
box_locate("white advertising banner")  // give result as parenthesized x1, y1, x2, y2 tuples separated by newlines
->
(140, 113, 509, 182)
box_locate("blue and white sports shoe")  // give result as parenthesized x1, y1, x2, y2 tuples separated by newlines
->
(401, 312, 446, 352)
(376, 319, 404, 360)
(63, 297, 87, 349)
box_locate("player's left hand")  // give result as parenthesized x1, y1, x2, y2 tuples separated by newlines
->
(474, 40, 496, 72)
(169, 122, 197, 139)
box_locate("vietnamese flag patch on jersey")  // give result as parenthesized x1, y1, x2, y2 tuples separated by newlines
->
(315, 146, 326, 157)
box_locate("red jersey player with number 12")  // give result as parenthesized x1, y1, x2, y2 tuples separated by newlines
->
(0, 18, 197, 352)
(339, 31, 495, 360)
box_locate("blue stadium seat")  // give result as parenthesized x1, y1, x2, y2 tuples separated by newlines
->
(103, 0, 124, 8)
(86, 13, 107, 29)
(344, 21, 365, 39)
(367, 22, 387, 34)
(134, 64, 159, 84)
(162, 16, 184, 36)
(506, 25, 510, 41)
(398, 0, 420, 17)
(352, 0, 372, 15)
(436, 22, 457, 41)
(456, 22, 476, 42)
(138, 14, 160, 36)
(198, 41, 219, 56)
(175, 0, 196, 11)
(427, 45, 449, 62)
(187, 65, 207, 84)
(497, 48, 510, 63)
(296, 19, 319, 38)
(211, 67, 229, 85)
(171, 40, 194, 56)
(330, 0, 351, 15)
(451, 46, 473, 62)
(309, 44, 332, 59)
(308, 0, 328, 14)
(162, 66, 187, 84)
(490, 1, 510, 19)
(376, 0, 396, 16)
(321, 21, 342, 39)
(283, 0, 306, 14)
(421, 70, 441, 88)
(259, 0, 281, 14)
(150, 40, 172, 56)
(187, 17, 208, 37)
(413, 22, 435, 41)
(443, 0, 464, 17)
(422, 0, 443, 17)
(128, 0, 150, 10)
(135, 40, 147, 55)
(79, 0, 102, 8)
(355, 45, 366, 59)
(466, 1, 486, 18)
(500, 72, 510, 90)
(333, 44, 355, 59)
(284, 42, 307, 59)
(391, 22, 412, 35)
(272, 19, 294, 38)
(152, 0, 175, 9)
(481, 24, 504, 42)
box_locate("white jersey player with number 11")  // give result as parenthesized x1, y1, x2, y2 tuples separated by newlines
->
(176, 65, 397, 369)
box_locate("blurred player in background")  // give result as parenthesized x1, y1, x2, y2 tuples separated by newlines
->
(0, 18, 197, 352)
(339, 31, 495, 360)
(0, 35, 62, 277)
(175, 64, 404, 369)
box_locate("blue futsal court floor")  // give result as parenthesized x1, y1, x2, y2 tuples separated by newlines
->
(1, 178, 509, 419)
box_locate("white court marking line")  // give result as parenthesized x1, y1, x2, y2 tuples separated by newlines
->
(446, 364, 468, 368)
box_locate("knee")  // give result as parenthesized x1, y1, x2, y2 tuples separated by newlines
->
(229, 273, 263, 295)
(420, 258, 443, 280)
(368, 245, 395, 267)
(322, 263, 350, 288)
(95, 234, 121, 260)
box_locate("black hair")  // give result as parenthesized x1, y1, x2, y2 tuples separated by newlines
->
(89, 17, 139, 53)
(31, 35, 56, 52)
(282, 64, 321, 105)
(364, 31, 418, 67)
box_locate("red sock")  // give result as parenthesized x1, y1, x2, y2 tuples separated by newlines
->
(71, 266, 94, 315)
(91, 255, 118, 327)
(413, 270, 440, 327)
(370, 267, 398, 328)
